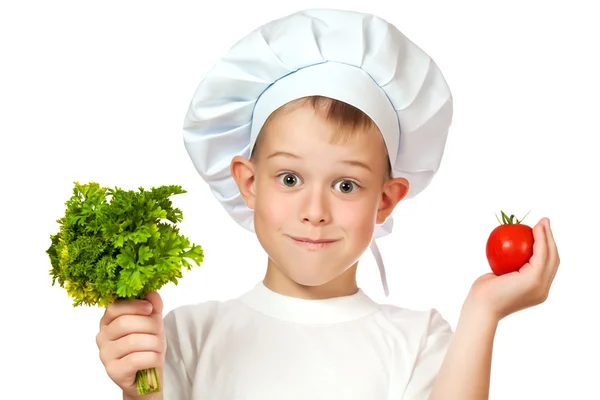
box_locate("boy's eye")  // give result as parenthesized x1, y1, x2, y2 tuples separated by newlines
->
(279, 173, 302, 187)
(334, 180, 359, 194)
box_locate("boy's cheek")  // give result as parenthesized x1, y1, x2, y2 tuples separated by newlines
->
(255, 192, 292, 222)
(334, 200, 375, 223)
(265, 202, 291, 222)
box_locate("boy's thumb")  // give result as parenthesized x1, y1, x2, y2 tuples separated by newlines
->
(144, 291, 164, 315)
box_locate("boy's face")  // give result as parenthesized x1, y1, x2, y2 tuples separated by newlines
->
(232, 102, 408, 295)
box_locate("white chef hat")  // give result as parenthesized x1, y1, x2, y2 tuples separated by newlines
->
(182, 8, 453, 297)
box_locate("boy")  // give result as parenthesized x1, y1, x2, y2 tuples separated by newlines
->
(96, 9, 560, 399)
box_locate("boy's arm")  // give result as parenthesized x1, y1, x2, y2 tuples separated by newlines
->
(429, 217, 559, 400)
(429, 300, 498, 400)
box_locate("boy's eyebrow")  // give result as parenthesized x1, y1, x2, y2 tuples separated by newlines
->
(267, 151, 301, 160)
(266, 151, 372, 172)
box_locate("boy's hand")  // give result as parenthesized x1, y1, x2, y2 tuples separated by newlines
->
(466, 218, 560, 321)
(96, 291, 166, 398)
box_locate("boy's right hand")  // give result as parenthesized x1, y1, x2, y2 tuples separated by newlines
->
(96, 291, 166, 398)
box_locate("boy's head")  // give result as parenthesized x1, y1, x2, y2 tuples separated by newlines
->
(231, 96, 408, 289)
(182, 9, 453, 297)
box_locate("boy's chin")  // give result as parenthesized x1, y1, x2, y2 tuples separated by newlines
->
(284, 267, 351, 288)
(289, 276, 335, 288)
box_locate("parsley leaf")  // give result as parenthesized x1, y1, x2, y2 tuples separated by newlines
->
(47, 181, 204, 307)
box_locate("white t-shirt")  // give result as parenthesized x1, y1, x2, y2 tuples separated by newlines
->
(162, 281, 453, 400)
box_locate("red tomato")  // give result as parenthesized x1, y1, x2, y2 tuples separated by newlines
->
(486, 211, 534, 275)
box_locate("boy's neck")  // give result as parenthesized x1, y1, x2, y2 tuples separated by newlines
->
(262, 259, 359, 300)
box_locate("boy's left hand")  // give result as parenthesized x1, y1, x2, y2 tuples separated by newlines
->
(466, 218, 560, 322)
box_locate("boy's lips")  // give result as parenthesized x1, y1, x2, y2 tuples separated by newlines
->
(291, 236, 338, 244)
(288, 236, 340, 250)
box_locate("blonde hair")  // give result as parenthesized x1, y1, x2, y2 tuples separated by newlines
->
(252, 96, 392, 178)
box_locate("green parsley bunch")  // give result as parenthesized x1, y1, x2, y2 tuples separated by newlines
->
(47, 181, 204, 395)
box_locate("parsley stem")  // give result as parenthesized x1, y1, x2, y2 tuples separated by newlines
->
(135, 367, 161, 395)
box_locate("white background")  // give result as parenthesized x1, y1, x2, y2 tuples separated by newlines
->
(1, 1, 598, 399)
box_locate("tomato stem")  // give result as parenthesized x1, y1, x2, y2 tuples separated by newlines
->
(496, 209, 532, 225)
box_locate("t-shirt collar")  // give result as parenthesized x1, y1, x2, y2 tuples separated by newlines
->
(237, 281, 381, 324)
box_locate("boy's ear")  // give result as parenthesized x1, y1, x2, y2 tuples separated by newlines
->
(230, 155, 256, 210)
(376, 177, 409, 225)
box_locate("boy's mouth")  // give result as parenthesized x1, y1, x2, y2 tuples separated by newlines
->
(288, 236, 340, 250)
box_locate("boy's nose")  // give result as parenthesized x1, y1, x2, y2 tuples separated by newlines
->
(300, 188, 331, 225)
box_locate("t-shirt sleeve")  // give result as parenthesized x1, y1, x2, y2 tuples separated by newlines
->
(402, 308, 453, 400)
(162, 308, 193, 400)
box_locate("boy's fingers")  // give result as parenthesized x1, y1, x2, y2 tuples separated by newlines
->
(106, 352, 163, 386)
(108, 333, 165, 361)
(120, 351, 163, 378)
(145, 291, 163, 316)
(100, 299, 153, 328)
(544, 219, 560, 282)
(529, 220, 548, 273)
(105, 315, 163, 341)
